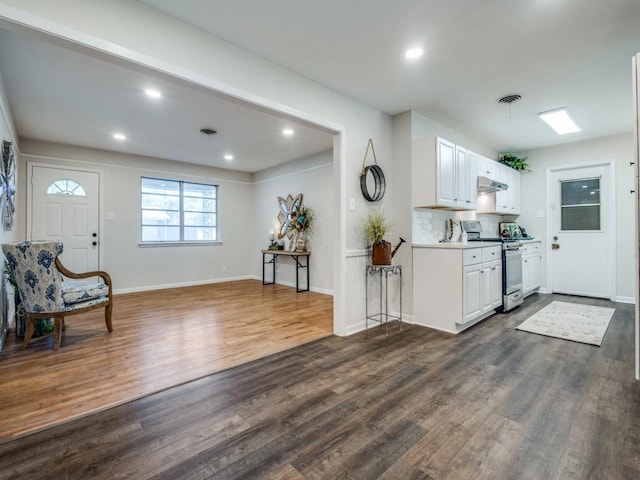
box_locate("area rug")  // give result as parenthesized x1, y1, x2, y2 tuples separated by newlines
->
(516, 301, 615, 346)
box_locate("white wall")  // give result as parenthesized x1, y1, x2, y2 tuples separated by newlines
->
(253, 150, 333, 294)
(518, 132, 635, 302)
(0, 0, 395, 335)
(19, 139, 255, 293)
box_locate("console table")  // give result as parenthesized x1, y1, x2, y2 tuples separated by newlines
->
(365, 264, 402, 333)
(261, 250, 310, 293)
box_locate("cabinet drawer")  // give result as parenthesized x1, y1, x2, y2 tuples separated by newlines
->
(522, 242, 541, 255)
(482, 246, 502, 263)
(463, 248, 483, 266)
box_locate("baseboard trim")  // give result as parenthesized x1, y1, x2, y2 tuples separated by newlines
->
(114, 275, 255, 295)
(615, 296, 636, 304)
(114, 276, 334, 296)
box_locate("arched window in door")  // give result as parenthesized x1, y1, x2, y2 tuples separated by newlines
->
(46, 179, 87, 196)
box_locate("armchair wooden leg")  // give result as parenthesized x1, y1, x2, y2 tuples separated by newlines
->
(22, 317, 35, 349)
(105, 302, 113, 333)
(53, 318, 63, 351)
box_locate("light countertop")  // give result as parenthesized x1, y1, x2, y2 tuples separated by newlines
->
(412, 242, 502, 249)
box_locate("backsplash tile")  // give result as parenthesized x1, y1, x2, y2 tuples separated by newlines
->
(413, 208, 503, 244)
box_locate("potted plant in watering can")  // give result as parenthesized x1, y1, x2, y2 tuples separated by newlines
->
(364, 210, 405, 265)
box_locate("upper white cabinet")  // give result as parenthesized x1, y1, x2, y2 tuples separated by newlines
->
(477, 159, 521, 215)
(414, 136, 477, 210)
(477, 155, 497, 180)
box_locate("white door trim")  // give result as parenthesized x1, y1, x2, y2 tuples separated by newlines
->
(27, 161, 105, 270)
(545, 159, 616, 300)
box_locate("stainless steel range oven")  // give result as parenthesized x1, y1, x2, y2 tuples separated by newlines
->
(502, 242, 523, 311)
(461, 221, 524, 312)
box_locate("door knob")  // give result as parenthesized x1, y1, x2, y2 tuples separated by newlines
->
(92, 233, 97, 237)
(92, 241, 97, 246)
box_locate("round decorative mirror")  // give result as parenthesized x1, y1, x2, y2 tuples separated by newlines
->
(360, 164, 386, 202)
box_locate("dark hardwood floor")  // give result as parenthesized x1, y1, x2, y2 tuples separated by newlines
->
(0, 293, 638, 479)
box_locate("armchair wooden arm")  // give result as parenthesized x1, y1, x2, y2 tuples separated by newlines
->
(55, 257, 113, 298)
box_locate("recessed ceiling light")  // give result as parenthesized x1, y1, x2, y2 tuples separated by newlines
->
(538, 108, 581, 135)
(144, 88, 162, 98)
(112, 133, 126, 140)
(282, 128, 294, 136)
(224, 154, 234, 161)
(405, 47, 423, 59)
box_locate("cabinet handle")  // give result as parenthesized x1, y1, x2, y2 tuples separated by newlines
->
(631, 190, 636, 194)
(631, 161, 636, 166)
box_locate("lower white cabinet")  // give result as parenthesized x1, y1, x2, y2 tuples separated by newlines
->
(413, 244, 502, 333)
(522, 241, 542, 296)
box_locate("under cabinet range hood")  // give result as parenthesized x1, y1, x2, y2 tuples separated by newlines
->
(477, 175, 508, 193)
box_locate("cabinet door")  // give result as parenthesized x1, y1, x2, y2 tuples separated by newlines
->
(478, 155, 496, 180)
(482, 260, 502, 313)
(463, 263, 483, 323)
(464, 150, 478, 209)
(495, 164, 511, 213)
(523, 253, 541, 294)
(490, 260, 503, 309)
(437, 138, 456, 207)
(510, 170, 521, 215)
(454, 145, 468, 207)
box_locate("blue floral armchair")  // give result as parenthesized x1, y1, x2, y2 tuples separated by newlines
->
(2, 241, 113, 350)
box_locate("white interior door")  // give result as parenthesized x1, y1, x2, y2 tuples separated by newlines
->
(549, 163, 613, 298)
(30, 165, 100, 272)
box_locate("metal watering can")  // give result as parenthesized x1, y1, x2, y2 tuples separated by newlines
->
(372, 237, 406, 265)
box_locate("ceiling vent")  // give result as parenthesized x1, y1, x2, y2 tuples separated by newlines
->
(498, 94, 521, 104)
(200, 128, 218, 135)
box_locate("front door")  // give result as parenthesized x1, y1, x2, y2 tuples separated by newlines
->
(549, 163, 613, 298)
(29, 164, 101, 272)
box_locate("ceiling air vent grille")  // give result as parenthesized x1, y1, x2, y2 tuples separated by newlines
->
(498, 94, 521, 104)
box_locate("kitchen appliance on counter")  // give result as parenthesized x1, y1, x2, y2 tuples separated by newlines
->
(461, 220, 524, 312)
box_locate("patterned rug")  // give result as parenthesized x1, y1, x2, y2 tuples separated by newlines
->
(516, 301, 615, 346)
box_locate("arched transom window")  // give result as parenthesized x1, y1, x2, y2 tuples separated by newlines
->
(46, 179, 87, 197)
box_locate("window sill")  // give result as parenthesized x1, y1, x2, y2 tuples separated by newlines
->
(138, 241, 223, 248)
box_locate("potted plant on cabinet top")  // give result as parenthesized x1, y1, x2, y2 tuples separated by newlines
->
(498, 153, 531, 172)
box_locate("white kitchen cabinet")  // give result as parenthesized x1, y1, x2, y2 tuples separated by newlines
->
(463, 263, 483, 323)
(413, 136, 477, 210)
(522, 241, 541, 296)
(484, 259, 503, 311)
(477, 155, 497, 180)
(478, 161, 521, 215)
(413, 244, 502, 333)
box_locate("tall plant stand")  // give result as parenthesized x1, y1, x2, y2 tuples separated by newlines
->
(365, 264, 402, 334)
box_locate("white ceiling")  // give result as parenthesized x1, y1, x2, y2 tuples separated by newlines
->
(139, 0, 640, 152)
(0, 28, 334, 173)
(1, 0, 639, 173)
